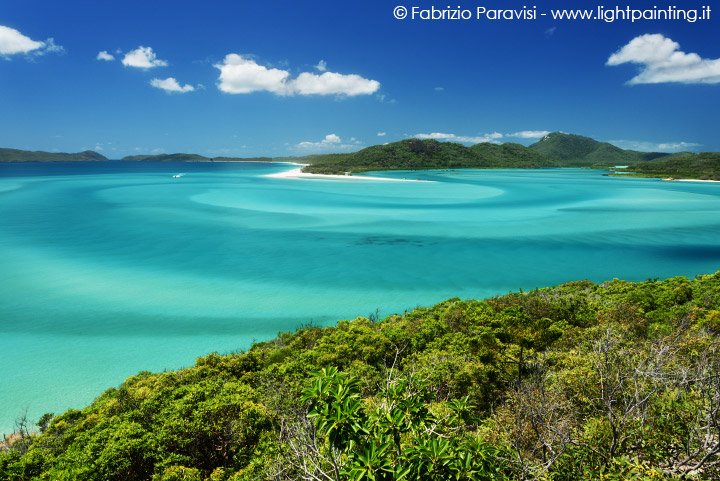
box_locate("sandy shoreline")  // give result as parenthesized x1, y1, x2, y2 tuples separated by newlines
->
(265, 164, 431, 182)
(662, 178, 720, 183)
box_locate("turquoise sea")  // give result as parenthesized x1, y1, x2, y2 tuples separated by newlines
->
(2, 161, 720, 434)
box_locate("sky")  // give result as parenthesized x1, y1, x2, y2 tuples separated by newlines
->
(0, 0, 718, 158)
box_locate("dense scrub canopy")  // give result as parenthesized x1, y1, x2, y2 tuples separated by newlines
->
(301, 139, 556, 175)
(625, 152, 720, 181)
(3, 272, 720, 479)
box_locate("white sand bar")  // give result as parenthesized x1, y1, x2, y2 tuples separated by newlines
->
(265, 164, 432, 182)
(662, 178, 720, 183)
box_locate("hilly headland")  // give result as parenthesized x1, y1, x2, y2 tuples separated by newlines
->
(2, 132, 717, 180)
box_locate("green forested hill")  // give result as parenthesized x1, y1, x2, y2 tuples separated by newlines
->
(528, 132, 668, 166)
(0, 148, 107, 162)
(302, 139, 556, 174)
(3, 272, 720, 480)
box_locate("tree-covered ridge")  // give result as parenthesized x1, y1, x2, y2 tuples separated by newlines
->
(527, 132, 672, 166)
(0, 148, 107, 162)
(3, 272, 720, 480)
(617, 152, 720, 181)
(301, 139, 556, 174)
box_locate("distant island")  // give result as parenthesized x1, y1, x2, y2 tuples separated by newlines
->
(2, 132, 718, 180)
(0, 148, 107, 163)
(0, 148, 273, 164)
(120, 153, 273, 163)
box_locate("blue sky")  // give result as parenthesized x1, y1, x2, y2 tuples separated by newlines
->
(1, 0, 718, 158)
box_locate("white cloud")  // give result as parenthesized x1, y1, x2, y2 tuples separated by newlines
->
(506, 130, 550, 139)
(122, 46, 168, 69)
(545, 26, 557, 37)
(292, 71, 380, 96)
(97, 50, 114, 61)
(0, 26, 63, 57)
(0, 25, 44, 55)
(434, 87, 444, 91)
(315, 60, 327, 71)
(41, 38, 64, 55)
(414, 132, 503, 144)
(214, 54, 380, 96)
(150, 77, 195, 93)
(376, 93, 396, 103)
(377, 132, 387, 137)
(656, 141, 700, 151)
(296, 134, 361, 152)
(609, 139, 701, 153)
(298, 133, 341, 148)
(215, 54, 289, 94)
(607, 34, 720, 84)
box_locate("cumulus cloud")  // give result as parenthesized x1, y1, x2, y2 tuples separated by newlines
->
(214, 54, 380, 96)
(297, 133, 341, 149)
(215, 54, 289, 94)
(609, 139, 701, 153)
(414, 132, 503, 144)
(296, 134, 361, 152)
(607, 34, 720, 84)
(0, 25, 64, 57)
(377, 132, 387, 137)
(122, 46, 168, 69)
(506, 130, 550, 139)
(292, 71, 380, 96)
(315, 60, 327, 71)
(150, 77, 195, 93)
(97, 50, 114, 61)
(0, 25, 44, 55)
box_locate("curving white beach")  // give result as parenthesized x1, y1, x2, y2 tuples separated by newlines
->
(662, 178, 720, 183)
(265, 164, 431, 182)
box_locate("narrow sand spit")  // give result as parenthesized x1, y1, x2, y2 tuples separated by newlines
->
(662, 178, 720, 183)
(265, 165, 432, 182)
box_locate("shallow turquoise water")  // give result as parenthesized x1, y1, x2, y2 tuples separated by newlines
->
(1, 162, 720, 434)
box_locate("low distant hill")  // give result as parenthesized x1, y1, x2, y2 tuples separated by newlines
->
(628, 152, 720, 181)
(528, 132, 673, 166)
(120, 153, 273, 162)
(121, 153, 210, 162)
(301, 139, 556, 174)
(0, 148, 107, 162)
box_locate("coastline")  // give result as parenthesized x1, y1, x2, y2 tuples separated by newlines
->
(662, 177, 720, 183)
(265, 164, 432, 182)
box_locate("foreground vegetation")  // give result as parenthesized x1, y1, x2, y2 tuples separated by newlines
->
(3, 272, 720, 480)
